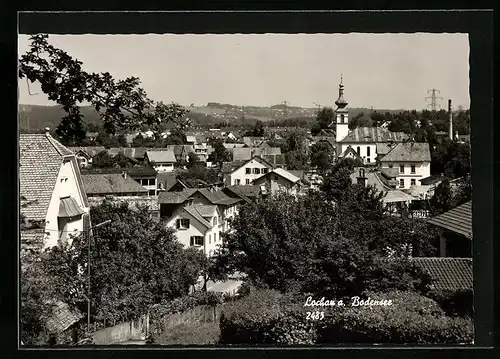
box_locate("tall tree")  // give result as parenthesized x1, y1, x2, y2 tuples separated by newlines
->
(315, 107, 335, 131)
(310, 141, 335, 173)
(283, 129, 309, 170)
(41, 202, 206, 323)
(19, 34, 189, 144)
(208, 138, 232, 167)
(429, 178, 453, 215)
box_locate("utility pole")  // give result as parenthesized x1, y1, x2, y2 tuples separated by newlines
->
(425, 89, 443, 111)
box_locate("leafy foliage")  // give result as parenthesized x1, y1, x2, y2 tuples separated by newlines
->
(283, 129, 310, 170)
(176, 166, 221, 188)
(19, 34, 189, 144)
(91, 150, 136, 169)
(208, 138, 232, 167)
(244, 120, 265, 137)
(220, 289, 473, 344)
(314, 107, 335, 131)
(40, 202, 206, 323)
(310, 141, 335, 173)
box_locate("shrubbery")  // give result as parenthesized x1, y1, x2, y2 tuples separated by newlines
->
(219, 289, 473, 345)
(425, 289, 473, 318)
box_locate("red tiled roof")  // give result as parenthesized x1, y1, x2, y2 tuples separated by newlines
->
(427, 201, 472, 238)
(412, 257, 472, 292)
(20, 134, 73, 221)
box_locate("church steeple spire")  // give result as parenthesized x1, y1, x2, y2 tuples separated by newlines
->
(335, 74, 348, 108)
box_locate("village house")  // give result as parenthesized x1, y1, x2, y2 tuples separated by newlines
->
(157, 172, 188, 192)
(379, 142, 431, 190)
(68, 146, 106, 168)
(222, 185, 260, 204)
(165, 204, 222, 257)
(166, 145, 195, 163)
(145, 150, 176, 173)
(242, 136, 266, 148)
(20, 130, 90, 250)
(427, 200, 472, 258)
(127, 166, 159, 196)
(222, 156, 274, 186)
(252, 168, 305, 196)
(159, 187, 242, 237)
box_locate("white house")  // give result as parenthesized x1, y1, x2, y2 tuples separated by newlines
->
(224, 156, 274, 186)
(20, 130, 90, 250)
(252, 168, 303, 196)
(379, 142, 432, 190)
(166, 204, 222, 257)
(145, 150, 176, 173)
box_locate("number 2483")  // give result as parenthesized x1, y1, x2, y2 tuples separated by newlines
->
(306, 311, 324, 320)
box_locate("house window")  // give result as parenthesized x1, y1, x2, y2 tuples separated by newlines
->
(367, 147, 371, 157)
(213, 217, 217, 226)
(411, 165, 416, 174)
(411, 179, 416, 186)
(190, 236, 204, 246)
(357, 146, 360, 155)
(214, 233, 217, 242)
(245, 168, 251, 174)
(263, 168, 269, 174)
(366, 158, 370, 163)
(253, 168, 260, 174)
(399, 179, 405, 188)
(209, 235, 211, 244)
(235, 179, 241, 185)
(399, 165, 405, 173)
(176, 218, 190, 230)
(57, 217, 69, 243)
(148, 190, 156, 196)
(389, 164, 393, 168)
(148, 179, 156, 186)
(246, 179, 250, 185)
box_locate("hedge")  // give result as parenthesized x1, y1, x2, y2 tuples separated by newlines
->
(219, 289, 473, 345)
(425, 289, 473, 317)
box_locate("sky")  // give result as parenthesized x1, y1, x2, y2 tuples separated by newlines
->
(18, 33, 470, 110)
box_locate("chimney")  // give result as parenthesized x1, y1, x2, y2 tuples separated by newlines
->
(448, 99, 453, 140)
(45, 127, 50, 136)
(356, 168, 367, 186)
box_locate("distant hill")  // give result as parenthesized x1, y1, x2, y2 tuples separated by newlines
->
(18, 103, 406, 132)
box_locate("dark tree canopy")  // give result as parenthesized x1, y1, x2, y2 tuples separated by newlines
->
(19, 34, 189, 144)
(315, 107, 335, 131)
(208, 138, 232, 167)
(310, 141, 335, 173)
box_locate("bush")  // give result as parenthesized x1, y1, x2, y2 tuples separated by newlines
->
(219, 289, 474, 345)
(426, 289, 473, 317)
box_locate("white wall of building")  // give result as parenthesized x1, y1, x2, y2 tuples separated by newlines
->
(340, 143, 377, 164)
(152, 162, 174, 173)
(380, 161, 431, 189)
(229, 158, 272, 186)
(44, 159, 89, 249)
(254, 174, 300, 196)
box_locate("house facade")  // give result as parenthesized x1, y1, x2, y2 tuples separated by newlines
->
(253, 168, 303, 196)
(224, 156, 274, 186)
(20, 132, 90, 250)
(165, 204, 222, 257)
(379, 142, 431, 190)
(145, 150, 176, 173)
(128, 166, 159, 196)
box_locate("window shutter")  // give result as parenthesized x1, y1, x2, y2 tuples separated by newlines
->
(176, 219, 180, 229)
(190, 237, 194, 246)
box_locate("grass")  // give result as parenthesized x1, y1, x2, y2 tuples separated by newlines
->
(152, 321, 221, 345)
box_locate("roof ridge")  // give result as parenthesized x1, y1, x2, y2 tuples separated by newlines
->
(46, 135, 72, 158)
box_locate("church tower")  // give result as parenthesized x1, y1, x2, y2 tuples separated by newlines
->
(334, 75, 349, 143)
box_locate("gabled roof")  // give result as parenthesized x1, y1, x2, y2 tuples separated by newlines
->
(380, 142, 431, 162)
(158, 188, 198, 204)
(256, 168, 301, 184)
(253, 147, 282, 156)
(427, 200, 472, 238)
(340, 127, 408, 143)
(166, 145, 195, 157)
(339, 145, 361, 159)
(146, 150, 176, 163)
(46, 301, 84, 334)
(82, 173, 149, 195)
(157, 172, 187, 191)
(381, 167, 399, 179)
(375, 143, 394, 156)
(127, 166, 158, 177)
(221, 161, 246, 174)
(230, 156, 274, 174)
(411, 258, 472, 292)
(382, 190, 416, 203)
(223, 185, 259, 203)
(68, 146, 106, 158)
(183, 205, 215, 228)
(350, 167, 392, 193)
(420, 175, 447, 186)
(20, 134, 84, 221)
(197, 188, 242, 205)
